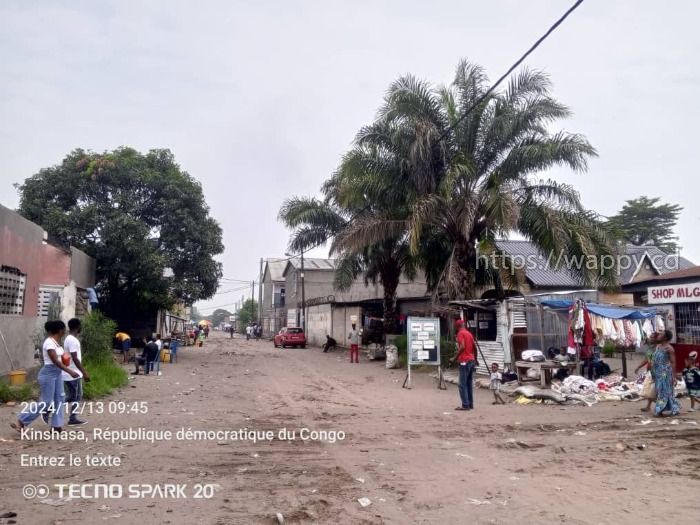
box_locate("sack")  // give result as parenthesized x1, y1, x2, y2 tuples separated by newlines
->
(61, 353, 71, 366)
(641, 373, 656, 400)
(522, 350, 545, 362)
(385, 345, 399, 369)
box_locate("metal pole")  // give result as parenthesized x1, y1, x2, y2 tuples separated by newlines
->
(258, 258, 264, 331)
(251, 281, 255, 322)
(301, 252, 305, 330)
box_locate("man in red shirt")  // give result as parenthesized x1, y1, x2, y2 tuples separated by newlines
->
(452, 319, 477, 410)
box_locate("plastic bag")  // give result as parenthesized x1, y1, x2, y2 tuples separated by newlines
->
(641, 372, 656, 400)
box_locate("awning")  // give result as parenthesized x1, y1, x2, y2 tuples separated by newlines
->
(539, 300, 657, 320)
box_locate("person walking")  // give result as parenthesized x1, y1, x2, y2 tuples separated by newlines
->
(62, 318, 90, 426)
(682, 351, 700, 412)
(635, 332, 658, 413)
(348, 323, 360, 363)
(11, 320, 79, 433)
(651, 330, 680, 417)
(451, 320, 477, 411)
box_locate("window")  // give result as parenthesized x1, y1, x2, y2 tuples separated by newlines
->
(0, 266, 26, 315)
(37, 285, 63, 318)
(274, 286, 285, 308)
(675, 303, 700, 345)
(466, 309, 497, 342)
(287, 328, 303, 334)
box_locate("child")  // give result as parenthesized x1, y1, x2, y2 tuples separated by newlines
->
(490, 363, 506, 405)
(682, 351, 700, 412)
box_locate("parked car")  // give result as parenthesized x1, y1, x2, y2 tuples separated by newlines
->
(274, 327, 307, 348)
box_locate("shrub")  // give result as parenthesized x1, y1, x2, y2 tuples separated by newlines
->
(441, 338, 457, 365)
(81, 311, 117, 363)
(83, 359, 128, 400)
(602, 341, 616, 358)
(0, 381, 35, 403)
(394, 335, 407, 367)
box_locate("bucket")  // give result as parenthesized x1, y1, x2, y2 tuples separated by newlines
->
(161, 351, 171, 363)
(9, 369, 27, 386)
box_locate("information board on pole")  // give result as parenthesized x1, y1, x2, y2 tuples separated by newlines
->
(403, 316, 445, 389)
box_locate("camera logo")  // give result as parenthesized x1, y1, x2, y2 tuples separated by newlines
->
(22, 484, 50, 499)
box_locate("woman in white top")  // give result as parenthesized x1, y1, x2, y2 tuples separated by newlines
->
(11, 320, 79, 432)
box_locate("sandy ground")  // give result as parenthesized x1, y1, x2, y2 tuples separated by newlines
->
(1, 332, 699, 525)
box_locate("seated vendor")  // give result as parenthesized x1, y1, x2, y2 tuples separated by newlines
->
(134, 337, 160, 375)
(553, 346, 569, 363)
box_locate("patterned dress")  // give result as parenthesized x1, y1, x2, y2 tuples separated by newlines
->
(652, 345, 680, 416)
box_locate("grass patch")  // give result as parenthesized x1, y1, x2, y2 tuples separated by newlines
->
(0, 381, 35, 402)
(83, 358, 128, 400)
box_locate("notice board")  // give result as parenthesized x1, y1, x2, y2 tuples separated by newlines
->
(407, 317, 441, 365)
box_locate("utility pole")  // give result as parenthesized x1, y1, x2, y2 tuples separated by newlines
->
(301, 249, 305, 333)
(250, 281, 255, 322)
(258, 257, 263, 332)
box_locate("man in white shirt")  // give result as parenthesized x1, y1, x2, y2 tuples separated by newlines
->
(63, 318, 90, 425)
(155, 334, 163, 351)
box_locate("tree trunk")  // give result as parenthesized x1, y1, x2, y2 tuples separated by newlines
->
(381, 266, 400, 342)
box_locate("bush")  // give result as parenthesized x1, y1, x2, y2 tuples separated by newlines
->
(441, 338, 457, 365)
(394, 335, 407, 367)
(0, 381, 35, 402)
(83, 358, 128, 400)
(81, 311, 117, 363)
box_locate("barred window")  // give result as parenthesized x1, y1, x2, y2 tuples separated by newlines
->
(0, 266, 26, 315)
(675, 303, 700, 345)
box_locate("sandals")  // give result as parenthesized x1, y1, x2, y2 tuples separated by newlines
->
(10, 421, 24, 433)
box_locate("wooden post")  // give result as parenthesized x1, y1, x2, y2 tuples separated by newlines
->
(538, 303, 546, 352)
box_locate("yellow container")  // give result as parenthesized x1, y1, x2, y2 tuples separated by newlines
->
(9, 369, 27, 386)
(161, 351, 171, 363)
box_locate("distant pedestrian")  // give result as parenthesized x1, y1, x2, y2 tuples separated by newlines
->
(246, 325, 252, 341)
(155, 334, 163, 351)
(451, 319, 476, 411)
(651, 330, 680, 417)
(87, 287, 99, 311)
(348, 323, 360, 363)
(635, 332, 658, 413)
(135, 337, 160, 375)
(204, 326, 210, 339)
(682, 351, 700, 412)
(489, 363, 505, 405)
(115, 331, 131, 364)
(11, 320, 79, 433)
(63, 318, 90, 426)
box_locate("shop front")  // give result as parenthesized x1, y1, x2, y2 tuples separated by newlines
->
(647, 279, 700, 370)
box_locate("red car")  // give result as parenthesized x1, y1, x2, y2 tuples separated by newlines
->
(274, 327, 306, 348)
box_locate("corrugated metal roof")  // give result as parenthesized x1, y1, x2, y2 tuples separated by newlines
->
(494, 240, 694, 287)
(494, 240, 583, 287)
(286, 257, 337, 271)
(264, 258, 289, 282)
(630, 264, 700, 283)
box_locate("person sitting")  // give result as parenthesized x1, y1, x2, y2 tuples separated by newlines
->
(134, 337, 160, 375)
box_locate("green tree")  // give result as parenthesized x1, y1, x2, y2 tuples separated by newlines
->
(333, 60, 617, 299)
(211, 308, 233, 327)
(236, 299, 258, 330)
(607, 196, 683, 253)
(17, 148, 224, 318)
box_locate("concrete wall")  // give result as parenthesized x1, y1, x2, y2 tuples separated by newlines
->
(331, 305, 362, 347)
(306, 304, 333, 347)
(70, 246, 96, 289)
(285, 266, 429, 310)
(0, 315, 41, 376)
(0, 204, 46, 316)
(40, 243, 72, 286)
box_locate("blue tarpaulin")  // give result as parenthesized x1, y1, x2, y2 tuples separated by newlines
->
(539, 300, 657, 320)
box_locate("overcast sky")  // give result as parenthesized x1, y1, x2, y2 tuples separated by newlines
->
(1, 0, 698, 314)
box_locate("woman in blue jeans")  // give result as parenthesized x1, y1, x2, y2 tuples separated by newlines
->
(11, 320, 79, 432)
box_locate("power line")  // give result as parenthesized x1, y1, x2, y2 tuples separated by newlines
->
(437, 0, 585, 142)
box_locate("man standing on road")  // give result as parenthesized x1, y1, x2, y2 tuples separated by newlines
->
(62, 318, 90, 425)
(451, 319, 477, 411)
(348, 323, 360, 364)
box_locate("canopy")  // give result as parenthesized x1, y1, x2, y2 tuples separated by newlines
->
(198, 320, 212, 326)
(540, 300, 657, 320)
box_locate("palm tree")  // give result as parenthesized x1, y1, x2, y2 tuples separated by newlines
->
(335, 60, 618, 299)
(278, 140, 417, 336)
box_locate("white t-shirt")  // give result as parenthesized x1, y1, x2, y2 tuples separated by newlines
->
(155, 339, 163, 351)
(62, 334, 83, 381)
(42, 337, 64, 366)
(489, 371, 502, 390)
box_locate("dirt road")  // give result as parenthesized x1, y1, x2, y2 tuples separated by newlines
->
(2, 333, 699, 524)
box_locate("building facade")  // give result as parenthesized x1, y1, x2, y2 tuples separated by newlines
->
(0, 204, 96, 377)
